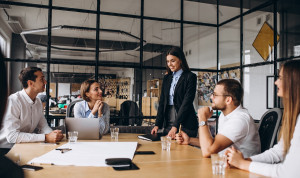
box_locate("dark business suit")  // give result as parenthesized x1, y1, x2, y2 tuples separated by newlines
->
(155, 71, 198, 137)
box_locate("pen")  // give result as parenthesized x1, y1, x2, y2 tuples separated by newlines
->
(41, 142, 58, 145)
(178, 124, 182, 134)
(55, 148, 71, 151)
(56, 148, 72, 153)
(39, 163, 55, 165)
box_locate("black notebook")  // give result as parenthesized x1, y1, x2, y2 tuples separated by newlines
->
(138, 133, 164, 141)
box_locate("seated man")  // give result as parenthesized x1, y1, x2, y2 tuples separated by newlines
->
(176, 79, 260, 158)
(0, 67, 64, 148)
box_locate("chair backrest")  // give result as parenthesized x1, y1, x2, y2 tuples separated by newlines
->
(258, 108, 282, 152)
(66, 99, 83, 117)
(119, 100, 143, 126)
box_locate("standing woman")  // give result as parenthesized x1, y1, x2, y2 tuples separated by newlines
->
(151, 47, 198, 138)
(226, 60, 300, 177)
(74, 79, 110, 135)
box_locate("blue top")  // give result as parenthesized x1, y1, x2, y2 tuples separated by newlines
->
(169, 69, 183, 105)
(73, 100, 110, 135)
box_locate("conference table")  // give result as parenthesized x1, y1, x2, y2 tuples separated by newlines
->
(6, 134, 266, 178)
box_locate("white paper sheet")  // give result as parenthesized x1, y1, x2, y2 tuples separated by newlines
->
(28, 142, 138, 167)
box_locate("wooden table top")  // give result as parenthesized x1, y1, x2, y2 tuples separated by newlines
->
(6, 133, 266, 178)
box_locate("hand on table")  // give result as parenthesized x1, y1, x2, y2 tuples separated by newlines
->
(45, 130, 64, 143)
(151, 126, 159, 134)
(167, 127, 177, 139)
(175, 131, 190, 145)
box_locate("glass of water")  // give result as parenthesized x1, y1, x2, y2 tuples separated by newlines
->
(68, 131, 78, 143)
(211, 153, 226, 175)
(110, 127, 119, 141)
(160, 136, 171, 151)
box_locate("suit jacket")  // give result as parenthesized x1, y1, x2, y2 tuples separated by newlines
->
(155, 71, 198, 131)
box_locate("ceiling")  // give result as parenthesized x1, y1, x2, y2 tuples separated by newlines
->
(0, 0, 281, 63)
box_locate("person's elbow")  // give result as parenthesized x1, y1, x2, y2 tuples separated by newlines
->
(201, 147, 216, 158)
(6, 132, 18, 143)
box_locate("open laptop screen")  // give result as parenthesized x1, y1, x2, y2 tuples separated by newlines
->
(65, 117, 100, 140)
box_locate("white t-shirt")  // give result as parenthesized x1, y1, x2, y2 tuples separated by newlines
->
(218, 105, 261, 158)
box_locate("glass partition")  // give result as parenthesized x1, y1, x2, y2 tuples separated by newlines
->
(144, 0, 180, 20)
(243, 65, 274, 121)
(184, 0, 217, 24)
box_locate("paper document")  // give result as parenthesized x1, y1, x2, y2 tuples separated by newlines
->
(29, 142, 138, 167)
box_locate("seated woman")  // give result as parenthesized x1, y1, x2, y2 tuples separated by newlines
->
(74, 79, 110, 135)
(226, 60, 300, 177)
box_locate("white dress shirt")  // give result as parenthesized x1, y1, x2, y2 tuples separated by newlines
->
(249, 114, 300, 178)
(73, 100, 110, 135)
(0, 89, 52, 147)
(218, 105, 261, 158)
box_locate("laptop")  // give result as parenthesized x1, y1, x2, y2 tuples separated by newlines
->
(65, 117, 100, 140)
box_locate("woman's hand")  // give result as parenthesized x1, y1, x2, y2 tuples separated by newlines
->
(151, 126, 159, 134)
(91, 100, 102, 116)
(225, 146, 251, 171)
(98, 101, 105, 117)
(167, 127, 177, 139)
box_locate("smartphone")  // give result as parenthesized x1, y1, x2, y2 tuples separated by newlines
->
(21, 165, 43, 171)
(113, 163, 139, 171)
(135, 151, 155, 155)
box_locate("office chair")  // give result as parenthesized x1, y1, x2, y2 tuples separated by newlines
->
(258, 108, 282, 152)
(66, 99, 83, 117)
(119, 100, 143, 126)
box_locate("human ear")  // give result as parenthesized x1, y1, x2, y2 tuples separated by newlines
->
(226, 96, 232, 104)
(85, 92, 90, 98)
(27, 80, 33, 87)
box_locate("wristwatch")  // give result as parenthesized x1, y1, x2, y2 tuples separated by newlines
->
(198, 121, 208, 127)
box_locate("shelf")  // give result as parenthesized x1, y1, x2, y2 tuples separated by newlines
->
(146, 79, 162, 98)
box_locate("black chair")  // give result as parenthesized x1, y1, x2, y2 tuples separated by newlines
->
(258, 108, 282, 152)
(119, 100, 143, 126)
(66, 99, 83, 117)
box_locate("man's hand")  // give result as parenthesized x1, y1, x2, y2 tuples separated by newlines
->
(45, 130, 64, 143)
(175, 131, 190, 145)
(151, 126, 159, 134)
(198, 107, 213, 122)
(167, 127, 177, 139)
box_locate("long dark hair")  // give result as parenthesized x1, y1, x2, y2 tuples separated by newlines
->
(0, 50, 8, 127)
(165, 46, 190, 75)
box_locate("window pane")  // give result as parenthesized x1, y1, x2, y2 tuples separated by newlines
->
(184, 0, 217, 24)
(144, 0, 180, 20)
(277, 1, 300, 59)
(100, 15, 140, 63)
(184, 24, 217, 69)
(219, 19, 240, 69)
(100, 0, 140, 15)
(219, 0, 240, 24)
(143, 20, 180, 67)
(243, 65, 274, 121)
(243, 5, 278, 64)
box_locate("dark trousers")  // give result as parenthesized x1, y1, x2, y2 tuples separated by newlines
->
(163, 105, 197, 137)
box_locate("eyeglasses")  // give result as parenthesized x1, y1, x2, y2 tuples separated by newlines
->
(211, 93, 231, 98)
